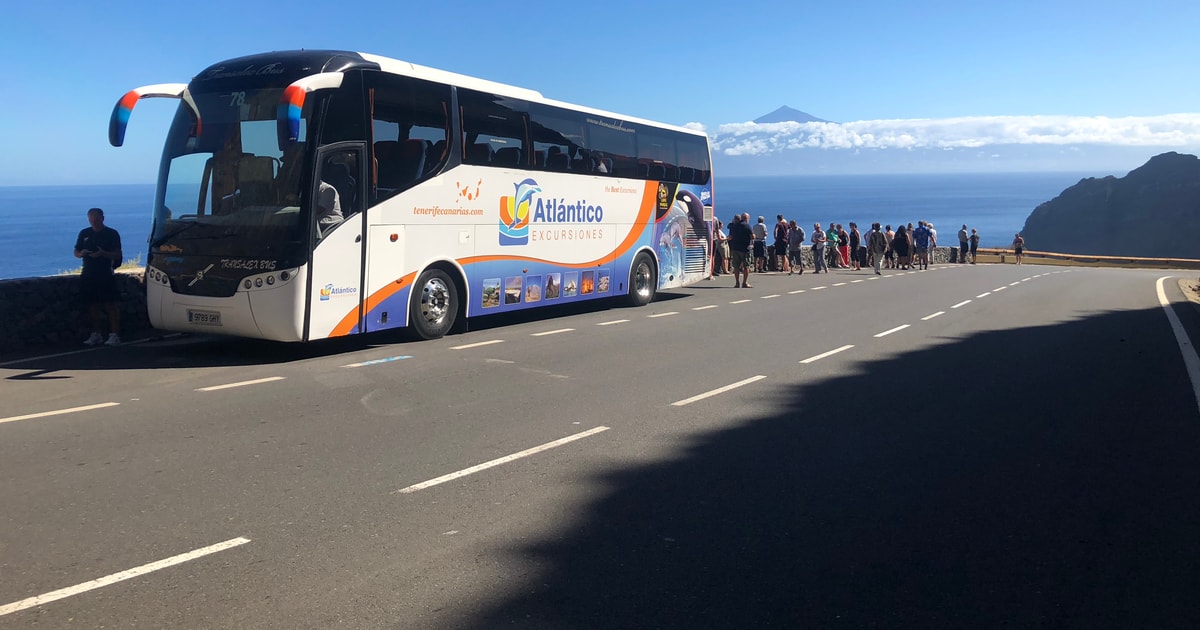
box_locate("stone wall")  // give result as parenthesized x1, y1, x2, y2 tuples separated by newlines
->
(0, 270, 151, 354)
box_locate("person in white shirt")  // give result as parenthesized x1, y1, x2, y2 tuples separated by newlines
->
(316, 180, 343, 235)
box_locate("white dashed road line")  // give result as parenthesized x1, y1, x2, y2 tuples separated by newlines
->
(762, 294, 780, 299)
(874, 324, 911, 338)
(0, 402, 121, 426)
(812, 286, 827, 290)
(671, 375, 768, 407)
(451, 339, 506, 350)
(531, 328, 575, 337)
(195, 377, 285, 392)
(788, 289, 806, 294)
(800, 345, 855, 364)
(0, 537, 252, 617)
(730, 299, 752, 304)
(976, 292, 992, 298)
(395, 426, 610, 494)
(921, 311, 945, 321)
(692, 305, 718, 311)
(952, 300, 972, 309)
(648, 312, 679, 318)
(596, 319, 629, 326)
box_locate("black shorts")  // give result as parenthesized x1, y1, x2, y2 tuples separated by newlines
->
(80, 273, 119, 304)
(753, 240, 766, 257)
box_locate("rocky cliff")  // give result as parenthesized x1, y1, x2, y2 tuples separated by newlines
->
(1020, 152, 1200, 257)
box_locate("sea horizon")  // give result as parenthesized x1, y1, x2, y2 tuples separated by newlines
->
(0, 171, 1090, 280)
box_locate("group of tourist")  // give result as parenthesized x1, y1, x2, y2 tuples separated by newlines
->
(712, 214, 994, 286)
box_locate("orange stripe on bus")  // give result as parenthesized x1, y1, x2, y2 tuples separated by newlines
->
(329, 272, 417, 337)
(331, 182, 658, 336)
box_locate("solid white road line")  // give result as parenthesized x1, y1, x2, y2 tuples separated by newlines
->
(531, 328, 575, 336)
(648, 312, 678, 318)
(451, 339, 506, 349)
(342, 356, 413, 368)
(195, 377, 285, 392)
(395, 427, 610, 494)
(0, 537, 251, 617)
(0, 402, 121, 426)
(800, 345, 855, 364)
(671, 375, 768, 407)
(1156, 277, 1200, 415)
(952, 300, 972, 309)
(596, 319, 629, 326)
(976, 292, 992, 298)
(874, 324, 911, 338)
(921, 311, 945, 321)
(692, 305, 719, 310)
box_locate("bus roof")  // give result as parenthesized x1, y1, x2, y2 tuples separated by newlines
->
(193, 50, 706, 139)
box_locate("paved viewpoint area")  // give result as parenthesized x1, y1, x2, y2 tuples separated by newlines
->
(2, 263, 1199, 628)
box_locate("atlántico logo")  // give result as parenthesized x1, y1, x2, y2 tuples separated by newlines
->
(499, 178, 541, 246)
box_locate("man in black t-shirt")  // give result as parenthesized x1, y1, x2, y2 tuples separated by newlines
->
(727, 213, 754, 289)
(74, 207, 123, 346)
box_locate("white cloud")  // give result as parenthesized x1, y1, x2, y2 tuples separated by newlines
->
(712, 114, 1200, 156)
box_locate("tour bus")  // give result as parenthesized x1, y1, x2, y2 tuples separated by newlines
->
(110, 50, 713, 341)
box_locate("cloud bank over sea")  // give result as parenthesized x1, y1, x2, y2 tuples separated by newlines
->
(700, 114, 1200, 175)
(709, 114, 1200, 155)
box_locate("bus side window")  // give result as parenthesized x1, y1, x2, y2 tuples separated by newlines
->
(369, 73, 451, 202)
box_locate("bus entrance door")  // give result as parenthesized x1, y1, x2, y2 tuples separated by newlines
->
(307, 143, 367, 339)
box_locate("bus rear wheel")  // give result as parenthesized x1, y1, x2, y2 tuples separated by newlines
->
(410, 268, 458, 340)
(626, 253, 657, 307)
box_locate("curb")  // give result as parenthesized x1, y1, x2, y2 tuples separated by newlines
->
(1177, 278, 1200, 317)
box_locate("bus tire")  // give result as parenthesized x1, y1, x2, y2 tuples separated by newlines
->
(410, 268, 458, 340)
(626, 252, 657, 307)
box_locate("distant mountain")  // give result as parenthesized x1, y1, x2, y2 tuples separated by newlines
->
(753, 106, 831, 124)
(1020, 152, 1200, 257)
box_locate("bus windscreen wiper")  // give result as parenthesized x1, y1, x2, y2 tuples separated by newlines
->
(150, 221, 205, 248)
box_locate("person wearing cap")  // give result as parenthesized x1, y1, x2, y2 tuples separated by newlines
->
(752, 216, 768, 272)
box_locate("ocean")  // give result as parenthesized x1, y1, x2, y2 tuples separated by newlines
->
(0, 172, 1088, 280)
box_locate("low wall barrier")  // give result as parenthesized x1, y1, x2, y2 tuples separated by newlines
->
(0, 270, 151, 355)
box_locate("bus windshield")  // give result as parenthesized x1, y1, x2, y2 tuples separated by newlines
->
(152, 87, 309, 261)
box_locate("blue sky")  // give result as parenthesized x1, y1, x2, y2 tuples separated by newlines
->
(2, 0, 1198, 185)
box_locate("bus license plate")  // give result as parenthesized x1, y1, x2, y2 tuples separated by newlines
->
(187, 309, 222, 326)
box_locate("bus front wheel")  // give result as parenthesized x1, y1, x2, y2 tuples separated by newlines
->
(626, 253, 657, 307)
(410, 268, 458, 340)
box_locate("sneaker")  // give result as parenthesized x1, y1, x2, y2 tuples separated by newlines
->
(104, 333, 121, 346)
(83, 332, 103, 346)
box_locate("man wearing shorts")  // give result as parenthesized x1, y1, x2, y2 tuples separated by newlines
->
(74, 207, 123, 346)
(728, 213, 754, 288)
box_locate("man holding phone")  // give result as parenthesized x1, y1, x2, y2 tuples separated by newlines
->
(74, 207, 123, 346)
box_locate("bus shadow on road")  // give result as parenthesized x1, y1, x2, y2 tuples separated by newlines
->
(454, 304, 1200, 629)
(1, 292, 698, 375)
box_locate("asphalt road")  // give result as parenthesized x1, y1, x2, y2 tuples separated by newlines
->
(2, 263, 1199, 629)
